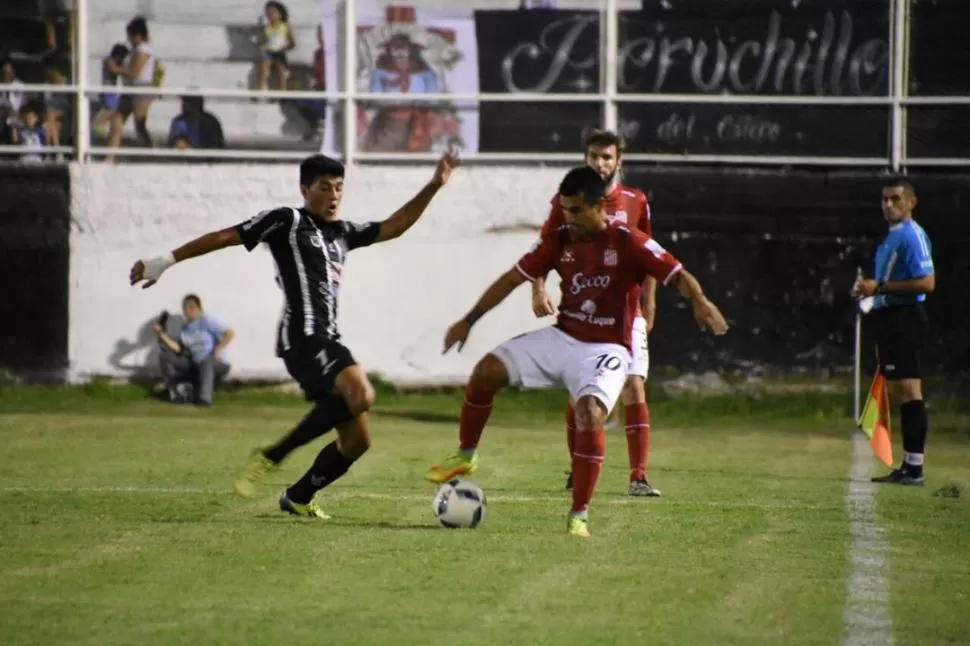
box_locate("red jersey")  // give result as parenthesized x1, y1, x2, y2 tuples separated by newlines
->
(515, 223, 682, 350)
(541, 183, 653, 317)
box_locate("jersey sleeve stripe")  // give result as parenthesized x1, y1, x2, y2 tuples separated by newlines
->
(662, 263, 684, 286)
(514, 263, 536, 282)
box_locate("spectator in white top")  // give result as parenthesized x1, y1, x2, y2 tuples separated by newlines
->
(11, 99, 47, 164)
(106, 16, 156, 157)
(0, 58, 25, 121)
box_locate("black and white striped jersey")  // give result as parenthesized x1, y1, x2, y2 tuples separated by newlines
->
(235, 207, 381, 355)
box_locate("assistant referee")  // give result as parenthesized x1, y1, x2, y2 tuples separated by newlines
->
(853, 177, 935, 486)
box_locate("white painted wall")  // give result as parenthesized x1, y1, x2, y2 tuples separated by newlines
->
(69, 162, 570, 385)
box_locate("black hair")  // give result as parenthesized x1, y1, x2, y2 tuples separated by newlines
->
(265, 1, 290, 22)
(883, 176, 916, 195)
(300, 154, 344, 187)
(22, 98, 44, 116)
(109, 43, 130, 61)
(182, 294, 202, 308)
(126, 16, 149, 39)
(558, 166, 607, 205)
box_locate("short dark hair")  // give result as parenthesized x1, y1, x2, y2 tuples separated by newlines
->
(21, 98, 44, 117)
(559, 166, 608, 205)
(584, 129, 625, 157)
(182, 294, 202, 308)
(883, 176, 916, 195)
(300, 154, 344, 187)
(109, 43, 130, 61)
(126, 16, 149, 39)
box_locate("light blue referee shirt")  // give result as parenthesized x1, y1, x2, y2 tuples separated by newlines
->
(873, 219, 934, 309)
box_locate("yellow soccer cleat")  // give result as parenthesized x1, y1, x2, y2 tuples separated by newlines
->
(567, 515, 591, 538)
(426, 452, 479, 484)
(279, 492, 331, 519)
(234, 450, 278, 499)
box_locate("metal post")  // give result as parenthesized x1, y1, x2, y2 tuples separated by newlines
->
(75, 0, 89, 162)
(853, 267, 864, 422)
(604, 0, 618, 133)
(342, 0, 357, 165)
(889, 0, 908, 171)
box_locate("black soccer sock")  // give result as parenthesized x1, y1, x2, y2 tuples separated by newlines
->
(900, 400, 928, 475)
(263, 395, 353, 464)
(285, 441, 356, 504)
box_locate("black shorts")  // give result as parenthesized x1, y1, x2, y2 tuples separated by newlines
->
(870, 304, 928, 380)
(282, 337, 357, 401)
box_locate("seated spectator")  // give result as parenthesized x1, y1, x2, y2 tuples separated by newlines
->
(167, 95, 226, 150)
(10, 98, 47, 163)
(258, 1, 295, 92)
(0, 58, 25, 121)
(42, 54, 73, 149)
(154, 294, 234, 406)
(92, 43, 128, 139)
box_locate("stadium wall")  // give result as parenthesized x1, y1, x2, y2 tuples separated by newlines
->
(4, 163, 969, 386)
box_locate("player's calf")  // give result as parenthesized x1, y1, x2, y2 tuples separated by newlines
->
(568, 395, 607, 535)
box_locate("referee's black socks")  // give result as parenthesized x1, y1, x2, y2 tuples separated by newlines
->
(285, 441, 356, 504)
(263, 395, 353, 464)
(900, 399, 928, 476)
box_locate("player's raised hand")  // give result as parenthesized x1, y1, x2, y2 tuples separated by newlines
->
(431, 147, 461, 187)
(443, 319, 471, 354)
(692, 297, 729, 336)
(129, 253, 176, 289)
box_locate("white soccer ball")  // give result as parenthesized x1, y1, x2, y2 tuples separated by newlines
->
(433, 478, 487, 529)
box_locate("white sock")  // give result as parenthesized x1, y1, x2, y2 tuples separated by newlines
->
(904, 452, 924, 467)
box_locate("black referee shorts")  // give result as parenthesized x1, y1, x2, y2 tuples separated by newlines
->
(282, 336, 358, 402)
(870, 304, 928, 381)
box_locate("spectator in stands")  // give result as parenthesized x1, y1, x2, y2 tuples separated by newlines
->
(167, 95, 226, 150)
(41, 0, 75, 62)
(155, 294, 234, 407)
(258, 1, 295, 92)
(0, 58, 25, 120)
(42, 54, 73, 150)
(106, 16, 158, 158)
(91, 43, 128, 140)
(10, 98, 47, 164)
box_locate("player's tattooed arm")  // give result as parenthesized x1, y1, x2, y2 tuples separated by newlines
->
(376, 150, 460, 243)
(444, 269, 527, 353)
(670, 269, 729, 336)
(129, 226, 242, 288)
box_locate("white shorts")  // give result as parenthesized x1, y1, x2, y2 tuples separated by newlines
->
(491, 327, 631, 413)
(629, 316, 649, 379)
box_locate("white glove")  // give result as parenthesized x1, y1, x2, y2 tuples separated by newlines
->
(142, 252, 176, 283)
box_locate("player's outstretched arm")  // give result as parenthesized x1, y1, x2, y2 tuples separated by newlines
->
(375, 150, 460, 244)
(443, 268, 528, 353)
(669, 269, 729, 335)
(129, 226, 242, 289)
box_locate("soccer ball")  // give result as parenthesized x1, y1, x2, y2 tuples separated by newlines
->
(433, 478, 486, 529)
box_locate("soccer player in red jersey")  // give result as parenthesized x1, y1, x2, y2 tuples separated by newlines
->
(532, 130, 660, 497)
(426, 166, 728, 537)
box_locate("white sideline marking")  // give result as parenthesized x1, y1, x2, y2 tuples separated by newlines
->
(0, 485, 829, 510)
(843, 431, 894, 646)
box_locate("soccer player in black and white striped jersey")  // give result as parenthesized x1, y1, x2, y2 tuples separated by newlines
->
(130, 151, 460, 518)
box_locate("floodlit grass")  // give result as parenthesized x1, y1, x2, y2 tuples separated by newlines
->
(0, 386, 967, 645)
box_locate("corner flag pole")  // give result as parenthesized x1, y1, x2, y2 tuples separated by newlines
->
(853, 267, 863, 422)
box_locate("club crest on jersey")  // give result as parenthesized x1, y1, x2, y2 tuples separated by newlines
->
(603, 248, 618, 266)
(561, 249, 575, 263)
(610, 210, 628, 224)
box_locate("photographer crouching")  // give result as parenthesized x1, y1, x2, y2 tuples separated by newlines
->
(155, 294, 234, 406)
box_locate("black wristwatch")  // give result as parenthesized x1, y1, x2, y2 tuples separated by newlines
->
(875, 282, 886, 294)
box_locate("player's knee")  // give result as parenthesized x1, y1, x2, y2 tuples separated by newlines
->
(470, 354, 509, 392)
(340, 379, 375, 415)
(337, 423, 371, 458)
(621, 376, 645, 404)
(574, 395, 607, 431)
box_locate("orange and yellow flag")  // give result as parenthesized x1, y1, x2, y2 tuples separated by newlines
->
(858, 372, 894, 466)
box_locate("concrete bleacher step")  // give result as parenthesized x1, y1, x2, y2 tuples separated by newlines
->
(89, 21, 321, 65)
(88, 58, 259, 91)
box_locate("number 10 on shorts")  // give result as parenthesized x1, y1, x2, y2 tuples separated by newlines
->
(596, 354, 623, 371)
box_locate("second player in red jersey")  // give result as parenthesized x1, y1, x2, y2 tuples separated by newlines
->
(426, 166, 728, 538)
(531, 130, 662, 497)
